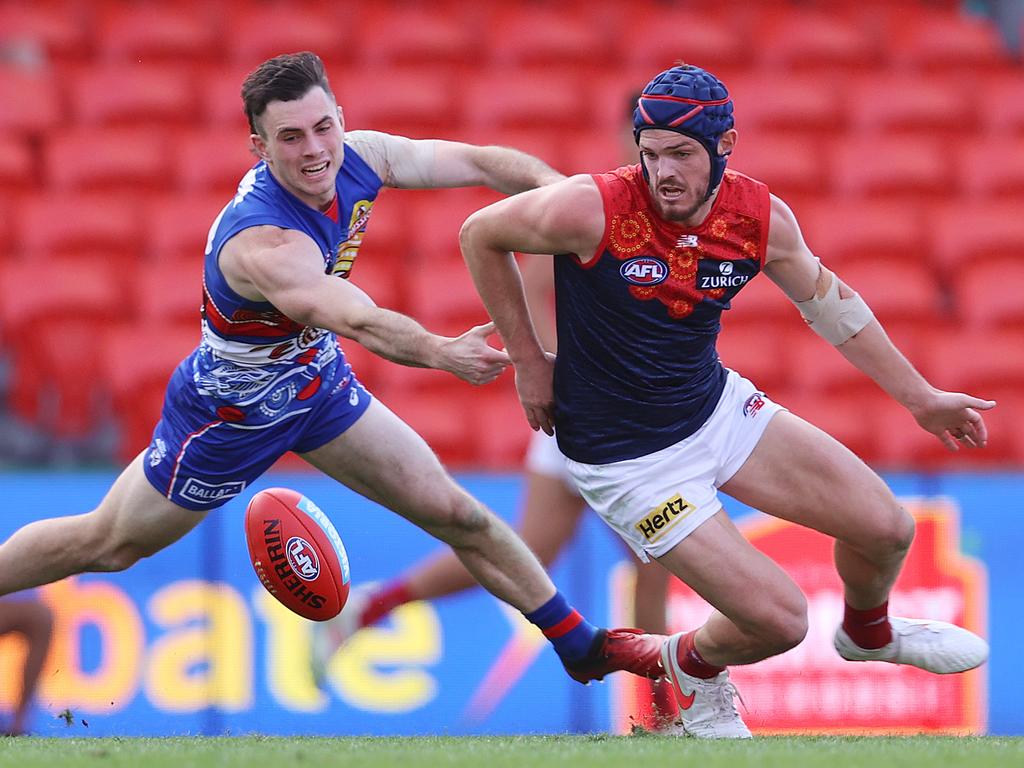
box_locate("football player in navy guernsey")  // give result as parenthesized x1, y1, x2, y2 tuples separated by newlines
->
(457, 63, 995, 738)
(0, 52, 666, 687)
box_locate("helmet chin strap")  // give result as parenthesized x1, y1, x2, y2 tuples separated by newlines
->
(637, 131, 731, 203)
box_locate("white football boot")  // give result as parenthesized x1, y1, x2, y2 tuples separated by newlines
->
(310, 581, 377, 686)
(660, 633, 752, 739)
(834, 617, 989, 674)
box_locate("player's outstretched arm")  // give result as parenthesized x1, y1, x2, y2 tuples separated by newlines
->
(459, 175, 605, 433)
(346, 130, 564, 193)
(763, 195, 995, 450)
(224, 226, 509, 385)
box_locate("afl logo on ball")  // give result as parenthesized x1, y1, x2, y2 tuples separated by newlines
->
(620, 257, 668, 285)
(285, 536, 321, 581)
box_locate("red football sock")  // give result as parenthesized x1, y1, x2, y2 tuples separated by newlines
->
(361, 581, 415, 628)
(842, 600, 892, 650)
(676, 630, 725, 679)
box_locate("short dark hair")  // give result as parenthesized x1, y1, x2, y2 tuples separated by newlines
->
(241, 51, 335, 135)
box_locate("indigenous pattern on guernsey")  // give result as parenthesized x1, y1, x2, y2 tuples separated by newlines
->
(552, 165, 770, 464)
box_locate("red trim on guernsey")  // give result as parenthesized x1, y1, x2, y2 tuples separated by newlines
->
(542, 610, 584, 640)
(323, 196, 339, 223)
(203, 290, 304, 339)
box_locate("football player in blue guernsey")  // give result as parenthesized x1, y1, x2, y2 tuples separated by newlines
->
(457, 63, 996, 739)
(0, 52, 666, 687)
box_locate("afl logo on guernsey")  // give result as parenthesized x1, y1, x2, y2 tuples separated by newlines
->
(620, 257, 668, 285)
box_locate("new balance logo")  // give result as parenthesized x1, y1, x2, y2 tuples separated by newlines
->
(676, 234, 698, 248)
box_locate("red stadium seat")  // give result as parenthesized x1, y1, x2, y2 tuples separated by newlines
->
(472, 383, 533, 471)
(753, 8, 880, 72)
(405, 258, 491, 339)
(844, 74, 972, 138)
(176, 131, 256, 195)
(927, 329, 1024, 401)
(0, 136, 34, 194)
(0, 2, 92, 63)
(345, 253, 403, 317)
(883, 6, 1010, 72)
(0, 259, 123, 439)
(224, 4, 354, 66)
(715, 322, 794, 395)
(979, 74, 1024, 137)
(783, 391, 882, 466)
(383, 387, 482, 468)
(929, 201, 1024, 279)
(14, 193, 144, 264)
(787, 332, 881, 401)
(101, 322, 199, 462)
(950, 257, 1024, 331)
(617, 7, 755, 74)
(831, 136, 953, 201)
(337, 65, 462, 137)
(728, 74, 846, 135)
(94, 3, 219, 64)
(462, 69, 592, 131)
(729, 135, 829, 201)
(354, 6, 481, 67)
(143, 193, 226, 265)
(798, 199, 930, 269)
(67, 64, 193, 128)
(44, 128, 170, 194)
(485, 6, 608, 68)
(199, 64, 255, 130)
(405, 187, 504, 267)
(957, 138, 1024, 198)
(838, 258, 944, 327)
(0, 66, 61, 137)
(132, 267, 204, 328)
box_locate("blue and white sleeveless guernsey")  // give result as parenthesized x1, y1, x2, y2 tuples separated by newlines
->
(143, 141, 383, 510)
(553, 164, 770, 464)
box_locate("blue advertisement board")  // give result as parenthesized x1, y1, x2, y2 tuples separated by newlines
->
(0, 470, 1020, 736)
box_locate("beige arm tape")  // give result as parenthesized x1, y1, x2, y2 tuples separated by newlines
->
(793, 270, 875, 345)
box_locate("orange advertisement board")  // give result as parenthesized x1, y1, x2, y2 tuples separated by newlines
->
(612, 499, 988, 734)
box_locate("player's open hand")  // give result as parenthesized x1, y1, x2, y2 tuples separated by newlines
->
(440, 322, 511, 385)
(909, 389, 996, 451)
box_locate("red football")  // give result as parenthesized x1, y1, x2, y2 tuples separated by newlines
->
(244, 487, 351, 621)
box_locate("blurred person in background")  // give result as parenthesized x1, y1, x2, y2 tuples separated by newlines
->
(0, 597, 53, 736)
(456, 63, 995, 739)
(0, 52, 669, 689)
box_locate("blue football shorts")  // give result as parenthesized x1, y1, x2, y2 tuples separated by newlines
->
(142, 350, 372, 511)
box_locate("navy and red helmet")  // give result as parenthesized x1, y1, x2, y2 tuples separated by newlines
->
(633, 64, 734, 200)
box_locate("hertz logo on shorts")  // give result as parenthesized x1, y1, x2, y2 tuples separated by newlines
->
(635, 493, 697, 542)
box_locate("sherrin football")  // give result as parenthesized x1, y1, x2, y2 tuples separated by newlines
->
(244, 487, 350, 621)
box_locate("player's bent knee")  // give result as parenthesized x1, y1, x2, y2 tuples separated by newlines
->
(421, 491, 492, 546)
(869, 504, 915, 561)
(745, 589, 808, 654)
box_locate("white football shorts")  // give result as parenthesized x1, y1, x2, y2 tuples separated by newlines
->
(524, 429, 576, 490)
(564, 369, 784, 562)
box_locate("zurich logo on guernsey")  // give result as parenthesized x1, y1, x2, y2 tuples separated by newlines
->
(620, 257, 668, 285)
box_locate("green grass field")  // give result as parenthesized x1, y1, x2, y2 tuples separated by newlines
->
(0, 735, 1021, 768)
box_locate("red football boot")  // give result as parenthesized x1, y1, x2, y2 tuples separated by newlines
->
(563, 628, 666, 684)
